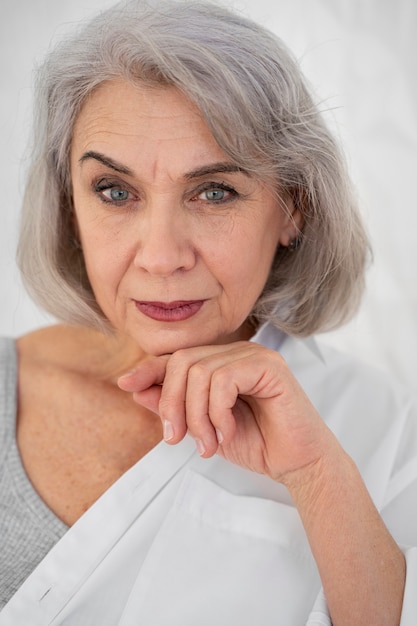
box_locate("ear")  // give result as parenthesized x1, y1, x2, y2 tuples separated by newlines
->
(70, 206, 81, 240)
(277, 198, 304, 248)
(68, 205, 83, 251)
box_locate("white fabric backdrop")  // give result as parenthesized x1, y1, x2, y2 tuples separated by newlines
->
(1, 0, 416, 394)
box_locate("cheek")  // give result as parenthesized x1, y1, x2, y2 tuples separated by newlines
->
(79, 226, 128, 296)
(232, 221, 280, 282)
(215, 235, 277, 306)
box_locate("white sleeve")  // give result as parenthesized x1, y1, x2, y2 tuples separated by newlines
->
(399, 547, 417, 624)
(306, 588, 331, 625)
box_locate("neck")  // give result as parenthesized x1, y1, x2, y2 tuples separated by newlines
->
(93, 317, 258, 383)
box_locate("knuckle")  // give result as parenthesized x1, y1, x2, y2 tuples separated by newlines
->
(211, 365, 234, 390)
(165, 349, 188, 374)
(158, 394, 182, 419)
(188, 360, 211, 383)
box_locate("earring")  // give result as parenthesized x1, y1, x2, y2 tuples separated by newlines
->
(288, 235, 302, 251)
(70, 237, 82, 251)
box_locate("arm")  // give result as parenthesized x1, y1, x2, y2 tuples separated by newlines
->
(287, 442, 404, 626)
(118, 341, 405, 625)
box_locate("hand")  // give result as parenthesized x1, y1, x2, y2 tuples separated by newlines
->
(119, 341, 407, 624)
(118, 341, 335, 484)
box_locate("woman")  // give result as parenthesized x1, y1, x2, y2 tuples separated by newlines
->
(1, 0, 417, 623)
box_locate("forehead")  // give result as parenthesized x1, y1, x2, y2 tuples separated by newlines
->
(71, 79, 226, 166)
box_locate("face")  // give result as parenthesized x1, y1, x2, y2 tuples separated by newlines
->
(70, 79, 298, 355)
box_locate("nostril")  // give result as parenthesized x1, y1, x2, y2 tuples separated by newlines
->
(134, 239, 196, 275)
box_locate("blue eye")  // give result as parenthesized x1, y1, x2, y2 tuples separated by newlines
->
(195, 183, 237, 204)
(204, 189, 226, 201)
(94, 179, 134, 205)
(104, 187, 130, 202)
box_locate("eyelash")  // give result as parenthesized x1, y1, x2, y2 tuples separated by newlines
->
(94, 179, 136, 205)
(92, 178, 239, 207)
(192, 182, 238, 205)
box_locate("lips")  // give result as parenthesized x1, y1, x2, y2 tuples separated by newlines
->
(134, 300, 205, 322)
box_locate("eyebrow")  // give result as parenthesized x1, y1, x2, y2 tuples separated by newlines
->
(183, 162, 250, 180)
(79, 151, 250, 180)
(79, 151, 134, 176)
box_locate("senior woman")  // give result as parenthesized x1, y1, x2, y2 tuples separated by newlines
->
(1, 0, 417, 624)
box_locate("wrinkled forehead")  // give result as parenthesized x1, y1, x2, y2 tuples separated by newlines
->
(69, 78, 242, 186)
(73, 78, 206, 140)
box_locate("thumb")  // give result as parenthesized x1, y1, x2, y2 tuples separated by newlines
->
(133, 386, 162, 415)
(117, 355, 169, 415)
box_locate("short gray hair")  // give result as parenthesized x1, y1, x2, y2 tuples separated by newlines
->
(18, 0, 370, 336)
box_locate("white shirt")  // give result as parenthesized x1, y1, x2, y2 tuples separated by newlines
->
(1, 323, 417, 625)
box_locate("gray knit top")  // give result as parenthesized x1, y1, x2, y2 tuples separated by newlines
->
(0, 337, 68, 610)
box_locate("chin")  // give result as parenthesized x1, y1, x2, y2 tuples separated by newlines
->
(132, 327, 230, 356)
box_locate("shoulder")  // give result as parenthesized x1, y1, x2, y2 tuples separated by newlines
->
(16, 324, 110, 376)
(283, 332, 416, 459)
(277, 331, 414, 412)
(254, 323, 415, 421)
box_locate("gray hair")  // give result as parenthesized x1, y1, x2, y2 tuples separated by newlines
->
(18, 0, 370, 336)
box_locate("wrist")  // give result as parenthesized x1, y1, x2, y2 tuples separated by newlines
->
(281, 437, 356, 511)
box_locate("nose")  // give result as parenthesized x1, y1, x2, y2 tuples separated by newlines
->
(133, 205, 197, 276)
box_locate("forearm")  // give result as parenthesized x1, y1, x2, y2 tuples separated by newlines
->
(284, 443, 405, 626)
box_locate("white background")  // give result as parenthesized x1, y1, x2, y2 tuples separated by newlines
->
(1, 0, 416, 394)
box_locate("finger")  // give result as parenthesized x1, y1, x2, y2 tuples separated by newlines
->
(159, 345, 244, 446)
(181, 344, 259, 456)
(118, 356, 179, 440)
(117, 356, 168, 392)
(184, 359, 221, 457)
(193, 347, 282, 450)
(157, 349, 193, 445)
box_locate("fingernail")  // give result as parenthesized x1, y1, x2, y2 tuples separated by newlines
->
(117, 371, 135, 389)
(118, 370, 135, 382)
(163, 420, 174, 441)
(215, 428, 224, 444)
(195, 439, 206, 456)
